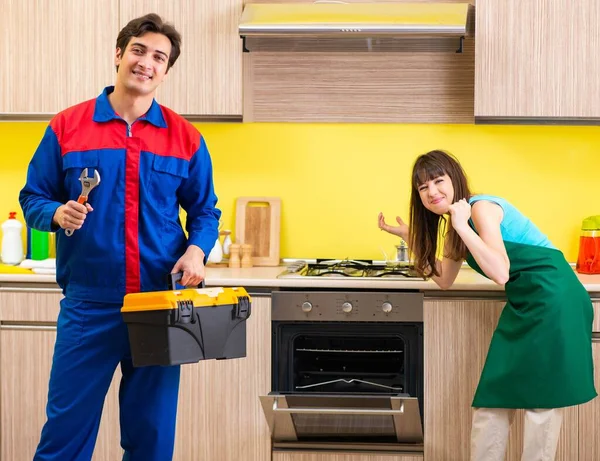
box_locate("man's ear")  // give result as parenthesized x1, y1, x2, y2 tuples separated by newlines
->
(115, 48, 123, 68)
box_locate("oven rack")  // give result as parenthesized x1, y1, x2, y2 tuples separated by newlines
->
(296, 348, 403, 353)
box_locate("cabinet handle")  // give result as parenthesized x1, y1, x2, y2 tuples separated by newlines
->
(0, 324, 56, 331)
(0, 287, 62, 293)
(592, 332, 600, 343)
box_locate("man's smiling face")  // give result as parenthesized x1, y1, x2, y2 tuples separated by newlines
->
(114, 32, 172, 97)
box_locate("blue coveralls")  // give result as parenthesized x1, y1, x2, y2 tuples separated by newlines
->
(19, 86, 221, 461)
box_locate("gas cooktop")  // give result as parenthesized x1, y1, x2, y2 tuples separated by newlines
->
(277, 259, 425, 280)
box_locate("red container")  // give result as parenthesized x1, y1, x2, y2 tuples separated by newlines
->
(576, 217, 600, 275)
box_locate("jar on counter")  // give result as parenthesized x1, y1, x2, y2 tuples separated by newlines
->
(576, 215, 600, 275)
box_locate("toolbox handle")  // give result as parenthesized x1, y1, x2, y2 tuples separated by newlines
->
(168, 272, 206, 290)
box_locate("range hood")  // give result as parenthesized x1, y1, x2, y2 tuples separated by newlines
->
(239, 2, 473, 52)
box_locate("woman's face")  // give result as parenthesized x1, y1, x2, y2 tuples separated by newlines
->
(417, 174, 455, 215)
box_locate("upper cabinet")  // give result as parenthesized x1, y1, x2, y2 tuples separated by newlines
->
(120, 0, 243, 118)
(0, 0, 242, 118)
(475, 0, 600, 123)
(0, 0, 118, 115)
(242, 1, 475, 123)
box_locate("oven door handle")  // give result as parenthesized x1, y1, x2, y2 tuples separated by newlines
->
(272, 399, 405, 415)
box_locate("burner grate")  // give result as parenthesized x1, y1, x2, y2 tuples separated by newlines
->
(303, 259, 422, 279)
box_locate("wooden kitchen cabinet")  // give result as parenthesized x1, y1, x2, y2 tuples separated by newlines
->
(424, 298, 579, 461)
(0, 290, 121, 461)
(475, 0, 600, 121)
(0, 288, 272, 459)
(0, 0, 118, 115)
(173, 294, 272, 460)
(0, 289, 272, 461)
(120, 0, 243, 117)
(243, 43, 475, 123)
(579, 299, 600, 461)
(1, 0, 242, 117)
(578, 341, 600, 461)
(273, 453, 423, 461)
(242, 0, 475, 123)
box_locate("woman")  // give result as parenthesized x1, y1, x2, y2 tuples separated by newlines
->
(378, 150, 596, 461)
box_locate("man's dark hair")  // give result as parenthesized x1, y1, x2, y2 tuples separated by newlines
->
(116, 13, 182, 71)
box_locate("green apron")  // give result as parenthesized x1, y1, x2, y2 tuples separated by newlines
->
(466, 241, 597, 408)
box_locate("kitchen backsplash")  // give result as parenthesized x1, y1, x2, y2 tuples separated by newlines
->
(1, 122, 598, 262)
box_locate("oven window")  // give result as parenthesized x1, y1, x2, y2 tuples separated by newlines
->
(292, 414, 396, 440)
(293, 335, 405, 394)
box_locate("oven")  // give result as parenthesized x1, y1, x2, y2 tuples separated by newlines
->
(260, 289, 424, 454)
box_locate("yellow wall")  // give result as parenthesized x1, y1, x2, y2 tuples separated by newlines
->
(1, 122, 598, 262)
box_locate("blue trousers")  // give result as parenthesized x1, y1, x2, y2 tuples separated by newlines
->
(34, 298, 181, 461)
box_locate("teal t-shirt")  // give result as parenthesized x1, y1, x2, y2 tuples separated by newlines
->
(468, 194, 555, 249)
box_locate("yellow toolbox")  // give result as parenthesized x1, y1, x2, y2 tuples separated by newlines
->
(121, 274, 251, 367)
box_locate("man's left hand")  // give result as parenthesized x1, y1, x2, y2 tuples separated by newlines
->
(171, 245, 206, 287)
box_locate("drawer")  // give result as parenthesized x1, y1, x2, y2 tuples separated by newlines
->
(0, 289, 62, 323)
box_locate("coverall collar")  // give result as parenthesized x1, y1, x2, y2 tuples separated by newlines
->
(93, 86, 168, 128)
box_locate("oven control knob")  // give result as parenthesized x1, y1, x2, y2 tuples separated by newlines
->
(301, 301, 313, 313)
(381, 302, 393, 313)
(341, 302, 353, 313)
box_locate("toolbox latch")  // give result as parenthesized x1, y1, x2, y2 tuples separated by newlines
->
(172, 300, 195, 324)
(234, 296, 251, 320)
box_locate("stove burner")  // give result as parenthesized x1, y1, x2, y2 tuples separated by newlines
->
(306, 260, 369, 277)
(302, 259, 423, 279)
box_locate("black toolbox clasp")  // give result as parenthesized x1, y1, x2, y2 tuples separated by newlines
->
(172, 299, 195, 324)
(234, 296, 251, 320)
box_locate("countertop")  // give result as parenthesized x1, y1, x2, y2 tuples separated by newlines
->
(1, 265, 600, 294)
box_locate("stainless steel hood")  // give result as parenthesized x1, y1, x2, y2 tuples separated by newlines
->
(239, 2, 473, 51)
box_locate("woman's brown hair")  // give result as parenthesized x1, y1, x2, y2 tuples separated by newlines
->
(409, 150, 471, 277)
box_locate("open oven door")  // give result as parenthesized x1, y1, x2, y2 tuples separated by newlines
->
(260, 393, 423, 452)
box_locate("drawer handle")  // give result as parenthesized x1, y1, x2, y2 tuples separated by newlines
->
(0, 287, 62, 293)
(0, 324, 56, 331)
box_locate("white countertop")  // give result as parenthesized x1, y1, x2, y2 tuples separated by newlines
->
(1, 266, 600, 293)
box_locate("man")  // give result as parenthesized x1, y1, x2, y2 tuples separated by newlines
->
(19, 13, 221, 461)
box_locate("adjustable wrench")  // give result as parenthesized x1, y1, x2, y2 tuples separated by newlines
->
(65, 168, 101, 237)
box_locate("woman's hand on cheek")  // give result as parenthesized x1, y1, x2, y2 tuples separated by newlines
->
(448, 199, 471, 231)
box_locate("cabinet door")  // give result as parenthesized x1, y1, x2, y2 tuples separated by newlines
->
(173, 295, 271, 461)
(424, 298, 578, 461)
(273, 453, 423, 461)
(0, 0, 118, 114)
(119, 0, 243, 117)
(0, 326, 122, 461)
(0, 290, 121, 461)
(579, 300, 600, 461)
(475, 0, 600, 120)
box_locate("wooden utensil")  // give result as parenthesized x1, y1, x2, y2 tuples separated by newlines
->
(235, 197, 281, 266)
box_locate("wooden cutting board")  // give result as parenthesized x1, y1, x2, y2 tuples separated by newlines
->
(235, 197, 281, 266)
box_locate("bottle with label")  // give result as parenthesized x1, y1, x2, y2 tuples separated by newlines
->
(1, 212, 24, 265)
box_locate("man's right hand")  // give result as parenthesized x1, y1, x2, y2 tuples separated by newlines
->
(378, 212, 409, 241)
(53, 201, 94, 231)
